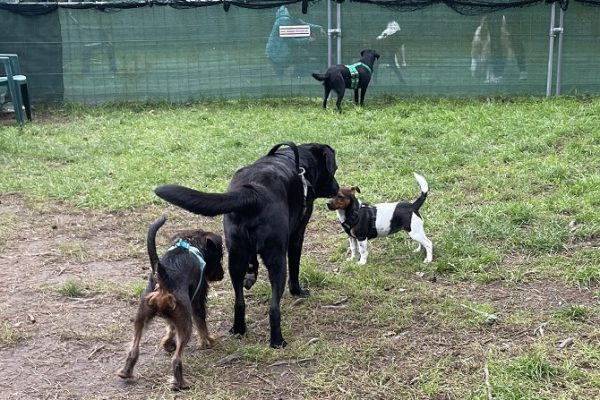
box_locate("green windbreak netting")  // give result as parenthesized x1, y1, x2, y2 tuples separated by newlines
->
(1, 0, 599, 103)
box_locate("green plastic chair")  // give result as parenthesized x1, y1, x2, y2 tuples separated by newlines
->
(0, 54, 32, 124)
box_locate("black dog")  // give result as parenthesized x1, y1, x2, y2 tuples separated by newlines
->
(312, 49, 380, 112)
(155, 142, 339, 348)
(119, 215, 224, 390)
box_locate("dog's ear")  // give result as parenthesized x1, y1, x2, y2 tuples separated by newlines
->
(205, 233, 223, 254)
(352, 186, 361, 194)
(323, 145, 337, 176)
(375, 52, 380, 59)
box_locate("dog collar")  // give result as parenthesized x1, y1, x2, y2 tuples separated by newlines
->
(169, 239, 206, 301)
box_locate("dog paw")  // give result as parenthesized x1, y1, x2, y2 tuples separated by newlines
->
(229, 325, 246, 336)
(243, 272, 257, 290)
(358, 259, 367, 266)
(290, 287, 310, 297)
(117, 368, 134, 380)
(199, 335, 216, 349)
(270, 338, 288, 349)
(161, 337, 176, 353)
(169, 377, 190, 391)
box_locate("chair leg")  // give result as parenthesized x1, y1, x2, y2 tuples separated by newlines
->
(8, 80, 24, 124)
(20, 83, 31, 121)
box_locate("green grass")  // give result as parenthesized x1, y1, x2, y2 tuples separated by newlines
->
(56, 279, 88, 298)
(1, 96, 599, 399)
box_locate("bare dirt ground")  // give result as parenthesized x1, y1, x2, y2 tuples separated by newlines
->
(1, 194, 598, 400)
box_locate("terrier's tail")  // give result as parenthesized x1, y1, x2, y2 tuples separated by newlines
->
(147, 215, 167, 273)
(412, 172, 429, 211)
(145, 215, 176, 312)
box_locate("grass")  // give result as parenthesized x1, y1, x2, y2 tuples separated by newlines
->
(54, 279, 146, 301)
(56, 279, 88, 298)
(0, 321, 25, 347)
(1, 96, 599, 399)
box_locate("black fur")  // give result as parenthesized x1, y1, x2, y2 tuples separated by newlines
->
(312, 49, 380, 112)
(155, 143, 339, 348)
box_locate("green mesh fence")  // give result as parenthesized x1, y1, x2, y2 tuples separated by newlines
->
(1, 1, 599, 104)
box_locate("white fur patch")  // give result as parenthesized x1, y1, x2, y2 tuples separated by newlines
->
(374, 202, 398, 237)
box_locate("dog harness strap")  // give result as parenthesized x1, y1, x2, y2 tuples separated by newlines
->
(169, 239, 206, 302)
(361, 205, 379, 240)
(267, 141, 300, 173)
(346, 63, 360, 90)
(267, 141, 312, 217)
(346, 62, 373, 90)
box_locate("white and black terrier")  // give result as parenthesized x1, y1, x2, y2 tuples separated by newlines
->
(327, 173, 433, 265)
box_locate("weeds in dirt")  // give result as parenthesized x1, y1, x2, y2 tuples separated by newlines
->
(90, 279, 146, 302)
(0, 322, 25, 347)
(553, 304, 593, 322)
(57, 279, 87, 298)
(58, 242, 89, 263)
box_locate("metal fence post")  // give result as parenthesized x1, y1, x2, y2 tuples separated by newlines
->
(327, 0, 342, 67)
(546, 2, 556, 97)
(547, 2, 565, 97)
(555, 6, 565, 95)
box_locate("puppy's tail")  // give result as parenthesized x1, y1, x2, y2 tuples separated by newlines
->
(145, 215, 177, 313)
(312, 72, 328, 82)
(155, 185, 259, 217)
(412, 172, 429, 211)
(147, 215, 167, 274)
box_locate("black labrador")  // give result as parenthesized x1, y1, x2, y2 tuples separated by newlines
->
(155, 142, 339, 348)
(312, 49, 380, 112)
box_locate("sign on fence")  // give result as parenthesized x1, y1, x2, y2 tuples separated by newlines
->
(279, 25, 311, 38)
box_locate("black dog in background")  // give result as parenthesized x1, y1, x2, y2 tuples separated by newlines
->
(155, 142, 339, 348)
(312, 49, 380, 112)
(119, 215, 224, 390)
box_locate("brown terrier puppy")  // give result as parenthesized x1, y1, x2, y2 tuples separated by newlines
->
(119, 215, 224, 390)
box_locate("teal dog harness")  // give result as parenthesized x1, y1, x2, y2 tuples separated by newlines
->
(346, 62, 373, 90)
(169, 238, 206, 301)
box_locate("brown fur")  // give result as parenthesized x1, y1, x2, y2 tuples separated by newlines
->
(119, 216, 223, 391)
(327, 186, 360, 211)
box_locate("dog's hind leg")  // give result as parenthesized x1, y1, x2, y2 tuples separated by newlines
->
(228, 248, 248, 337)
(335, 88, 345, 112)
(323, 87, 331, 109)
(263, 252, 288, 348)
(409, 213, 433, 263)
(354, 88, 359, 105)
(119, 303, 154, 379)
(169, 306, 193, 391)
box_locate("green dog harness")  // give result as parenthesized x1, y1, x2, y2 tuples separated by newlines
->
(346, 62, 373, 90)
(169, 238, 206, 302)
